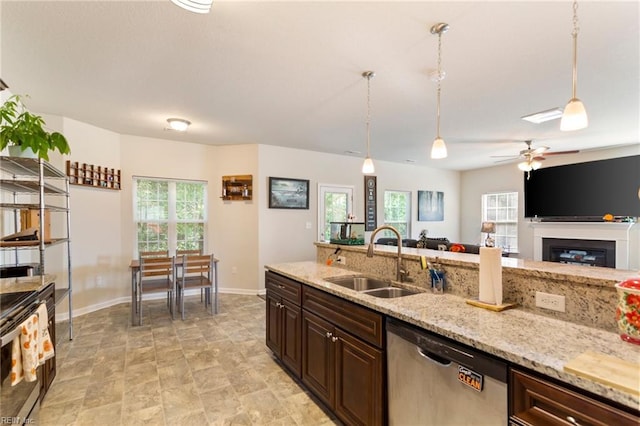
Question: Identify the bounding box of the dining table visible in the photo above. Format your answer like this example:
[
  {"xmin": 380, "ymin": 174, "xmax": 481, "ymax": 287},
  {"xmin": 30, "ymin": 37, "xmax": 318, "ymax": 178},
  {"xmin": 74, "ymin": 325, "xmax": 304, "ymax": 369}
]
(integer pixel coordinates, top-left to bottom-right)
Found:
[{"xmin": 128, "ymin": 256, "xmax": 220, "ymax": 325}]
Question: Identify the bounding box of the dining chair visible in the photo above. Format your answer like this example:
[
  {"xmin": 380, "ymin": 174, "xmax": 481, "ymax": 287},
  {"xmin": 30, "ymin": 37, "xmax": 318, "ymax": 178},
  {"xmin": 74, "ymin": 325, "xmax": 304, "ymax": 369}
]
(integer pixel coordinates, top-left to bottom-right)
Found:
[
  {"xmin": 176, "ymin": 253, "xmax": 216, "ymax": 320},
  {"xmin": 139, "ymin": 250, "xmax": 170, "ymax": 258},
  {"xmin": 137, "ymin": 255, "xmax": 175, "ymax": 325},
  {"xmin": 176, "ymin": 249, "xmax": 204, "ymax": 300}
]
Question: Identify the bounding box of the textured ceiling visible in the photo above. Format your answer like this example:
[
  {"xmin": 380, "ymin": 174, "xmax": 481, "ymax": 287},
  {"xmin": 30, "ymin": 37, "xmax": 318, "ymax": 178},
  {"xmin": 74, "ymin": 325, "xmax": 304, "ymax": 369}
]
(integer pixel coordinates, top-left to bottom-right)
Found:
[{"xmin": 1, "ymin": 0, "xmax": 638, "ymax": 170}]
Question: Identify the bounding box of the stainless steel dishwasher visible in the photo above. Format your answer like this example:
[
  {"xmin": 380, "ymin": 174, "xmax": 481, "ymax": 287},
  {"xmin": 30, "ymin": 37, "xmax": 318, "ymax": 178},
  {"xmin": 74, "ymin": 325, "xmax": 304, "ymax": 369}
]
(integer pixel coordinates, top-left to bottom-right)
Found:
[{"xmin": 387, "ymin": 317, "xmax": 508, "ymax": 425}]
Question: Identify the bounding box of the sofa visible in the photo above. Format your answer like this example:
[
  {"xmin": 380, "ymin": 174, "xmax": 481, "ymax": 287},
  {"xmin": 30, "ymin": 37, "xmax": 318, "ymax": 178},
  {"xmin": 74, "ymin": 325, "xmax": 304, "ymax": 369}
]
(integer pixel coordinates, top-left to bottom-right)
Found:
[{"xmin": 375, "ymin": 237, "xmax": 482, "ymax": 254}]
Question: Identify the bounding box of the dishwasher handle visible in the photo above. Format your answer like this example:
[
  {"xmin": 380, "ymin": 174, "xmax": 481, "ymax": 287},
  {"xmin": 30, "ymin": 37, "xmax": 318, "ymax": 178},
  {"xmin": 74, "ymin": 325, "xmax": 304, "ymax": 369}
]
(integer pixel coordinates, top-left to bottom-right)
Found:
[{"xmin": 417, "ymin": 347, "xmax": 452, "ymax": 367}]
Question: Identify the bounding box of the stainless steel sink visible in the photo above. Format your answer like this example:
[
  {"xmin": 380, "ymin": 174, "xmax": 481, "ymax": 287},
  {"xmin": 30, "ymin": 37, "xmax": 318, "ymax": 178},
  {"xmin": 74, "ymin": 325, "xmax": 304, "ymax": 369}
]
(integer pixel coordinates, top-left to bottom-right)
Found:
[
  {"xmin": 324, "ymin": 276, "xmax": 419, "ymax": 298},
  {"xmin": 324, "ymin": 275, "xmax": 391, "ymax": 291},
  {"xmin": 361, "ymin": 287, "xmax": 419, "ymax": 298}
]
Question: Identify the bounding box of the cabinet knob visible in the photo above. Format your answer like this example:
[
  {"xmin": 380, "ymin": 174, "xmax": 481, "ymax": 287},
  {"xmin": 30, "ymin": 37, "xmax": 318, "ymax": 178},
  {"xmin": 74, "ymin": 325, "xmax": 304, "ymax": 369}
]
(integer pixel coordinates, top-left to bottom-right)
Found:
[
  {"xmin": 331, "ymin": 336, "xmax": 338, "ymax": 342},
  {"xmin": 566, "ymin": 416, "xmax": 582, "ymax": 426},
  {"xmin": 326, "ymin": 332, "xmax": 333, "ymax": 338},
  {"xmin": 278, "ymin": 285, "xmax": 286, "ymax": 289}
]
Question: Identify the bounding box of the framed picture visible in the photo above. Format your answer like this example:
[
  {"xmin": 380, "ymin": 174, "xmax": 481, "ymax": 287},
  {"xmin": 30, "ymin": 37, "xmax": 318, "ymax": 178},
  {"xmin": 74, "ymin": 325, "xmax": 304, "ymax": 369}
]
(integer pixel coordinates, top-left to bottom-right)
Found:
[
  {"xmin": 269, "ymin": 177, "xmax": 310, "ymax": 209},
  {"xmin": 418, "ymin": 190, "xmax": 444, "ymax": 221}
]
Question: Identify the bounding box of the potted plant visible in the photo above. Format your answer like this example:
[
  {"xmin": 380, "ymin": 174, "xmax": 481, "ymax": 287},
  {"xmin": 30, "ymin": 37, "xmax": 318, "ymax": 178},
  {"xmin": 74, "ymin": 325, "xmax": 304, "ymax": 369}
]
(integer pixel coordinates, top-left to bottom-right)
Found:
[{"xmin": 0, "ymin": 94, "xmax": 71, "ymax": 161}]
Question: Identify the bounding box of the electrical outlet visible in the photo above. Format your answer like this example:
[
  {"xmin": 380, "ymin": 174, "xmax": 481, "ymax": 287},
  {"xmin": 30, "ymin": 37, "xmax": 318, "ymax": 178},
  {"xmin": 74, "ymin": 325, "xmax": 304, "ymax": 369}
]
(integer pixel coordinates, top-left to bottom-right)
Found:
[
  {"xmin": 535, "ymin": 291, "xmax": 566, "ymax": 312},
  {"xmin": 336, "ymin": 256, "xmax": 346, "ymax": 265}
]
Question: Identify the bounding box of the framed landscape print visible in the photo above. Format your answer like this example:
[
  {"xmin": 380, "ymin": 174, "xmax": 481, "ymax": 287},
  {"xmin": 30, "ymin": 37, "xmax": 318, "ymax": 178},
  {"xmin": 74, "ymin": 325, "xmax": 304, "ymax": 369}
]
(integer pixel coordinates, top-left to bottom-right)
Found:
[
  {"xmin": 269, "ymin": 177, "xmax": 310, "ymax": 209},
  {"xmin": 418, "ymin": 190, "xmax": 444, "ymax": 221}
]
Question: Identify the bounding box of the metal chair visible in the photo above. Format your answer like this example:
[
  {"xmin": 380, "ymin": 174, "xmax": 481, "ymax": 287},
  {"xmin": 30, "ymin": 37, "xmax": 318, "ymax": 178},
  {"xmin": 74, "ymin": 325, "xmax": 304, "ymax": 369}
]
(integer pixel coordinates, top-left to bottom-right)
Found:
[
  {"xmin": 176, "ymin": 249, "xmax": 204, "ymax": 300},
  {"xmin": 176, "ymin": 254, "xmax": 216, "ymax": 320},
  {"xmin": 139, "ymin": 250, "xmax": 170, "ymax": 258},
  {"xmin": 137, "ymin": 256, "xmax": 175, "ymax": 325}
]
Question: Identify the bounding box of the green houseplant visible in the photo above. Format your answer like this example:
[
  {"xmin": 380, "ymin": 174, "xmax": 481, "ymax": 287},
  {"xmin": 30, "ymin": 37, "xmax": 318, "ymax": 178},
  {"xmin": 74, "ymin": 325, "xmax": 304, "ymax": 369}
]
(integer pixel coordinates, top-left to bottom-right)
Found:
[{"xmin": 0, "ymin": 94, "xmax": 71, "ymax": 161}]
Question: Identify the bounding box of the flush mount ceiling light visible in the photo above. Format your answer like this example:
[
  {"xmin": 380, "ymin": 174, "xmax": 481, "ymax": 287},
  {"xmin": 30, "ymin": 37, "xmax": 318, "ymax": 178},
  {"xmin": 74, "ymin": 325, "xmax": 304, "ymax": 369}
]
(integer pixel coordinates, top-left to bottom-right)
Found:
[
  {"xmin": 560, "ymin": 0, "xmax": 588, "ymax": 131},
  {"xmin": 170, "ymin": 0, "xmax": 213, "ymax": 14},
  {"xmin": 521, "ymin": 107, "xmax": 563, "ymax": 124},
  {"xmin": 361, "ymin": 71, "xmax": 376, "ymax": 174},
  {"xmin": 430, "ymin": 23, "xmax": 449, "ymax": 160},
  {"xmin": 166, "ymin": 118, "xmax": 191, "ymax": 132}
]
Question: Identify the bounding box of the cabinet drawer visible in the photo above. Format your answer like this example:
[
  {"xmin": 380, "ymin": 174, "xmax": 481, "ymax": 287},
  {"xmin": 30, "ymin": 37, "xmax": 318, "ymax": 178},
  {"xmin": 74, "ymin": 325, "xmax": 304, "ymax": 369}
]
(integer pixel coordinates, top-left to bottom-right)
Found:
[
  {"xmin": 303, "ymin": 286, "xmax": 383, "ymax": 348},
  {"xmin": 510, "ymin": 368, "xmax": 639, "ymax": 426},
  {"xmin": 265, "ymin": 271, "xmax": 302, "ymax": 305}
]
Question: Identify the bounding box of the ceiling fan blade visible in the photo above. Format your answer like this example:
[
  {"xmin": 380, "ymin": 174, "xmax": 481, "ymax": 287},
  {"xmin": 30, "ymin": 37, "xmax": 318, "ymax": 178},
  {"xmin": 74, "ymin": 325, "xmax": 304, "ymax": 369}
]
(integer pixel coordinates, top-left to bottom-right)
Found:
[
  {"xmin": 494, "ymin": 158, "xmax": 519, "ymax": 163},
  {"xmin": 543, "ymin": 150, "xmax": 580, "ymax": 156},
  {"xmin": 532, "ymin": 156, "xmax": 546, "ymax": 161},
  {"xmin": 531, "ymin": 146, "xmax": 549, "ymax": 155},
  {"xmin": 490, "ymin": 155, "xmax": 520, "ymax": 158}
]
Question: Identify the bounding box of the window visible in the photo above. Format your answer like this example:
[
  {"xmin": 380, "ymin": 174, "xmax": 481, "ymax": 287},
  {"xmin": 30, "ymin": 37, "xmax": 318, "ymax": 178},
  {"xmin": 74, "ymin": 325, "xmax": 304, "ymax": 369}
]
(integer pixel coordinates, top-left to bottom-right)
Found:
[
  {"xmin": 383, "ymin": 190, "xmax": 411, "ymax": 239},
  {"xmin": 318, "ymin": 184, "xmax": 353, "ymax": 241},
  {"xmin": 482, "ymin": 192, "xmax": 518, "ymax": 252},
  {"xmin": 134, "ymin": 178, "xmax": 207, "ymax": 254}
]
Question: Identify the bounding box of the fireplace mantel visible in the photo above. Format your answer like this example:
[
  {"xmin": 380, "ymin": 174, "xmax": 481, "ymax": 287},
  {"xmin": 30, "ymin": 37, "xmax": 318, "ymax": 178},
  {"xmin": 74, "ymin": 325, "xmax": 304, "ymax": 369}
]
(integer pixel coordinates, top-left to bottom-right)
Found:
[{"xmin": 530, "ymin": 221, "xmax": 637, "ymax": 269}]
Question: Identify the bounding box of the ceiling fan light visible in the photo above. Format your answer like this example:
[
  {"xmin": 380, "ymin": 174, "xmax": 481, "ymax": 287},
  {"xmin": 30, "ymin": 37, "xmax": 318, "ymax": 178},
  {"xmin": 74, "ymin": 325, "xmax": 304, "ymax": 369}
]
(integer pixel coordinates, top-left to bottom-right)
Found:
[
  {"xmin": 430, "ymin": 137, "xmax": 447, "ymax": 159},
  {"xmin": 362, "ymin": 157, "xmax": 375, "ymax": 174},
  {"xmin": 170, "ymin": 0, "xmax": 212, "ymax": 14},
  {"xmin": 167, "ymin": 118, "xmax": 191, "ymax": 131},
  {"xmin": 518, "ymin": 161, "xmax": 532, "ymax": 172},
  {"xmin": 530, "ymin": 159, "xmax": 542, "ymax": 170},
  {"xmin": 560, "ymin": 98, "xmax": 588, "ymax": 131}
]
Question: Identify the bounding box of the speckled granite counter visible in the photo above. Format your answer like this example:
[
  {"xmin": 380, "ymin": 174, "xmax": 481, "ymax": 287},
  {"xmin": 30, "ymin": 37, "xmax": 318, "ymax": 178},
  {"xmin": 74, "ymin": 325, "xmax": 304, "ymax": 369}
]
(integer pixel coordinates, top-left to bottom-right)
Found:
[
  {"xmin": 265, "ymin": 261, "xmax": 640, "ymax": 411},
  {"xmin": 0, "ymin": 274, "xmax": 56, "ymax": 294}
]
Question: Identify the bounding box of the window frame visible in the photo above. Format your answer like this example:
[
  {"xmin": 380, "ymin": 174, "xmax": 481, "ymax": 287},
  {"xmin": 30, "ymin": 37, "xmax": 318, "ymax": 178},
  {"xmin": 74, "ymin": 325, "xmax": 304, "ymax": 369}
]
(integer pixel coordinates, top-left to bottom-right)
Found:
[
  {"xmin": 317, "ymin": 183, "xmax": 354, "ymax": 242},
  {"xmin": 481, "ymin": 191, "xmax": 518, "ymax": 253},
  {"xmin": 383, "ymin": 190, "xmax": 412, "ymax": 239},
  {"xmin": 133, "ymin": 176, "xmax": 208, "ymax": 256}
]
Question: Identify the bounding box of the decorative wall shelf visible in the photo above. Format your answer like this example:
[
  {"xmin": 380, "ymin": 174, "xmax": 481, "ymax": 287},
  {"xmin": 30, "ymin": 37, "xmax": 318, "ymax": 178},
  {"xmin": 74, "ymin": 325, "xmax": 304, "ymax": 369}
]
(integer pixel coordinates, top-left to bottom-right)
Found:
[
  {"xmin": 221, "ymin": 174, "xmax": 252, "ymax": 201},
  {"xmin": 66, "ymin": 161, "xmax": 121, "ymax": 190}
]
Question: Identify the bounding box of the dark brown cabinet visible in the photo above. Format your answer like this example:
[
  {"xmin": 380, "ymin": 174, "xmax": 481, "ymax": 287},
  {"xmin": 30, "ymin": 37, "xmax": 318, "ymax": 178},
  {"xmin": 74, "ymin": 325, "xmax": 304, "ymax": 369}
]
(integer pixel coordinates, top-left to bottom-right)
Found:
[
  {"xmin": 302, "ymin": 286, "xmax": 384, "ymax": 426},
  {"xmin": 265, "ymin": 272, "xmax": 302, "ymax": 378},
  {"xmin": 39, "ymin": 283, "xmax": 56, "ymax": 401},
  {"xmin": 510, "ymin": 368, "xmax": 640, "ymax": 426}
]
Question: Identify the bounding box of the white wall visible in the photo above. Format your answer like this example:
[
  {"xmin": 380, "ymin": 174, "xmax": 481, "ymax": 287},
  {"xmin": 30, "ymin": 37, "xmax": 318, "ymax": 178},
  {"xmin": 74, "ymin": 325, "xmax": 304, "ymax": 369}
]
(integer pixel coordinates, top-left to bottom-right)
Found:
[
  {"xmin": 460, "ymin": 144, "xmax": 640, "ymax": 261},
  {"xmin": 256, "ymin": 145, "xmax": 461, "ymax": 290}
]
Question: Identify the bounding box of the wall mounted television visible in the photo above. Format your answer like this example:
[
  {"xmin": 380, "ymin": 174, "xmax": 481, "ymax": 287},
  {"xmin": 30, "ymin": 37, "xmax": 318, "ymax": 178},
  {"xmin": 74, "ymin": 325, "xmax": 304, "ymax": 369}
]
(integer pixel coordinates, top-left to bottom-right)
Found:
[{"xmin": 524, "ymin": 155, "xmax": 640, "ymax": 220}]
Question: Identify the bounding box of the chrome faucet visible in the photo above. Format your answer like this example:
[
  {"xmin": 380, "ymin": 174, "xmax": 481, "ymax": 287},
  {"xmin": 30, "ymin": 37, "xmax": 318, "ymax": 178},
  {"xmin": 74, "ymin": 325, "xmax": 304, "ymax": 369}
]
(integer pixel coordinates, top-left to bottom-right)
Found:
[{"xmin": 367, "ymin": 225, "xmax": 408, "ymax": 282}]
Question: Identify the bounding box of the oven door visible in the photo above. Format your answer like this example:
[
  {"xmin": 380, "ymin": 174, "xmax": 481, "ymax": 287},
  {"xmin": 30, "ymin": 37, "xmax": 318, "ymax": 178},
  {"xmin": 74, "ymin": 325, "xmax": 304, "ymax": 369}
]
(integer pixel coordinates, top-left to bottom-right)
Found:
[{"xmin": 1, "ymin": 326, "xmax": 41, "ymax": 424}]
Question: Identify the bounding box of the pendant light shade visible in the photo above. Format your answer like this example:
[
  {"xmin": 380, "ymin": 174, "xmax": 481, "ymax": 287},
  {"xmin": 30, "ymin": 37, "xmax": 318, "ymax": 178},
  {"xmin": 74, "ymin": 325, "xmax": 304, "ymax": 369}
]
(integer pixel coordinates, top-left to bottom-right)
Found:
[
  {"xmin": 430, "ymin": 137, "xmax": 447, "ymax": 159},
  {"xmin": 430, "ymin": 23, "xmax": 449, "ymax": 159},
  {"xmin": 561, "ymin": 0, "xmax": 588, "ymax": 131},
  {"xmin": 361, "ymin": 71, "xmax": 376, "ymax": 174}
]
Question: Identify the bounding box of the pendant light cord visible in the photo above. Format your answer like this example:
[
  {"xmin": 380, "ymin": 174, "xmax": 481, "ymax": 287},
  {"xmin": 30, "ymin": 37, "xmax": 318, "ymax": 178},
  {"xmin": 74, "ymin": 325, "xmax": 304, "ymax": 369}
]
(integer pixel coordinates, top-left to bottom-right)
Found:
[
  {"xmin": 436, "ymin": 31, "xmax": 443, "ymax": 138},
  {"xmin": 571, "ymin": 0, "xmax": 580, "ymax": 99},
  {"xmin": 366, "ymin": 74, "xmax": 372, "ymax": 158}
]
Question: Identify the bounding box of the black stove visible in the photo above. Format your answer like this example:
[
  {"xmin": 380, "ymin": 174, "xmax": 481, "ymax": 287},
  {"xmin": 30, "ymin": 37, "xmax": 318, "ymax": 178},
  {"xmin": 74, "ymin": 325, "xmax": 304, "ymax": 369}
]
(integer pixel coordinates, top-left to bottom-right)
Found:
[{"xmin": 0, "ymin": 291, "xmax": 40, "ymax": 338}]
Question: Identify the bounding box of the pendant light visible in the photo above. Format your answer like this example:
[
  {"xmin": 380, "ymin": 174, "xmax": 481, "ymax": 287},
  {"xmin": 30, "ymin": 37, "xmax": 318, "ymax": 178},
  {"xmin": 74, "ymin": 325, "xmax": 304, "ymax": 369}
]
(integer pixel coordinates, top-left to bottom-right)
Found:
[
  {"xmin": 362, "ymin": 71, "xmax": 376, "ymax": 174},
  {"xmin": 560, "ymin": 0, "xmax": 588, "ymax": 131},
  {"xmin": 430, "ymin": 23, "xmax": 449, "ymax": 159}
]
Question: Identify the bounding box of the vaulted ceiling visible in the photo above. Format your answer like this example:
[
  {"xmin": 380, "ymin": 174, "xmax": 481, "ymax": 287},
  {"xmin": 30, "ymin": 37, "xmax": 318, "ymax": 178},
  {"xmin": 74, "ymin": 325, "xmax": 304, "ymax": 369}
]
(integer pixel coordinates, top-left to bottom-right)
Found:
[{"xmin": 1, "ymin": 0, "xmax": 638, "ymax": 170}]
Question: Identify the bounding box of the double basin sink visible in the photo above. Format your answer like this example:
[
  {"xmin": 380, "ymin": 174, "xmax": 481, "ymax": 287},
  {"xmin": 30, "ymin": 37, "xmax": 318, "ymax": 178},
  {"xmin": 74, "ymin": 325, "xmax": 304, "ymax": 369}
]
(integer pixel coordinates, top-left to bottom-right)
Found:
[{"xmin": 324, "ymin": 275, "xmax": 419, "ymax": 298}]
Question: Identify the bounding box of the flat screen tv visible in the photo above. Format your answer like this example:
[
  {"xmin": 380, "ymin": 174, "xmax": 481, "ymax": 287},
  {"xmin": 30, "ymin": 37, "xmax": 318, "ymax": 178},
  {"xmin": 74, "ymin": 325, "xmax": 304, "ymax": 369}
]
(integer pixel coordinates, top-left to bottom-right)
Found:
[{"xmin": 524, "ymin": 155, "xmax": 640, "ymax": 220}]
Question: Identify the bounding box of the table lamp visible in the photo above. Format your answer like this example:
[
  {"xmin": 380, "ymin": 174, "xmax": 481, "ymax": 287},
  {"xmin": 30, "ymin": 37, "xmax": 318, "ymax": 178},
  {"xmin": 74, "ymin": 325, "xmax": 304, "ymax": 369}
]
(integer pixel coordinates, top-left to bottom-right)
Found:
[{"xmin": 481, "ymin": 221, "xmax": 496, "ymax": 247}]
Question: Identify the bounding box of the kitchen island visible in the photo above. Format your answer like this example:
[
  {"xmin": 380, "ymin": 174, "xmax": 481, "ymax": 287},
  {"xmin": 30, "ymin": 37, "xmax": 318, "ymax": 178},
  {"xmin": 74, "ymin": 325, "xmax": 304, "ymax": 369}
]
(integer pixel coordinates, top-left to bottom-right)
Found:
[{"xmin": 264, "ymin": 259, "xmax": 640, "ymax": 419}]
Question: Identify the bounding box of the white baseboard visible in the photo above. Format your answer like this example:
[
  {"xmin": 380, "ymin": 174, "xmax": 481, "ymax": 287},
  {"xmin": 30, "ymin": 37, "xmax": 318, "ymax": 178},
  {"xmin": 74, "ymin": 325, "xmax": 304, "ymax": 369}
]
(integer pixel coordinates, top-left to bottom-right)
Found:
[{"xmin": 54, "ymin": 287, "xmax": 265, "ymax": 322}]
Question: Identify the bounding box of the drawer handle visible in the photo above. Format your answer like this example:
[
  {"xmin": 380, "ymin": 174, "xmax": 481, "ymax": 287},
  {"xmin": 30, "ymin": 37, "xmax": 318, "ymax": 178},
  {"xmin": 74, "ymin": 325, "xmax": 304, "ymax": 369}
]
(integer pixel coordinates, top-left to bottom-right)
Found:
[
  {"xmin": 566, "ymin": 416, "xmax": 582, "ymax": 426},
  {"xmin": 278, "ymin": 285, "xmax": 286, "ymax": 289}
]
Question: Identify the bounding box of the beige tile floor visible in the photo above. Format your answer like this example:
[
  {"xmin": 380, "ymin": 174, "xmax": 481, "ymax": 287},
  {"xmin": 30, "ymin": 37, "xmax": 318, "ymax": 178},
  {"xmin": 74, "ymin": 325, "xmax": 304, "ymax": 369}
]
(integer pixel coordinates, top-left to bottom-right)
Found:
[{"xmin": 41, "ymin": 294, "xmax": 338, "ymax": 425}]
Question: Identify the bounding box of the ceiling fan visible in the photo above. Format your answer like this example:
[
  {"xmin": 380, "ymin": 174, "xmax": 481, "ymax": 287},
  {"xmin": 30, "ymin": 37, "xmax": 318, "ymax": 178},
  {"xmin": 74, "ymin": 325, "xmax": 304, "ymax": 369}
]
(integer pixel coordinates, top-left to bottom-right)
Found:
[{"xmin": 492, "ymin": 140, "xmax": 580, "ymax": 178}]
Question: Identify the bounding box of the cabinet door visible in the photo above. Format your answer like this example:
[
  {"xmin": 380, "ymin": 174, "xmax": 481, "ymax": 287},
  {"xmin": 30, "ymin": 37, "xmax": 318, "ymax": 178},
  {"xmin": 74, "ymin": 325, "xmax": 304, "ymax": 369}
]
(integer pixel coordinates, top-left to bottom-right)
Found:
[
  {"xmin": 281, "ymin": 299, "xmax": 302, "ymax": 378},
  {"xmin": 265, "ymin": 291, "xmax": 282, "ymax": 356},
  {"xmin": 334, "ymin": 328, "xmax": 384, "ymax": 426},
  {"xmin": 302, "ymin": 310, "xmax": 335, "ymax": 408}
]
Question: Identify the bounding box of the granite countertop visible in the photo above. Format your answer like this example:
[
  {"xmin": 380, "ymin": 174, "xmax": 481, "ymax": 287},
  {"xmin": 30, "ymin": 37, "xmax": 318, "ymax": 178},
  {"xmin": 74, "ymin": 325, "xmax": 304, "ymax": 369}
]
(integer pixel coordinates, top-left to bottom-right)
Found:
[
  {"xmin": 315, "ymin": 241, "xmax": 638, "ymax": 287},
  {"xmin": 0, "ymin": 274, "xmax": 56, "ymax": 294},
  {"xmin": 265, "ymin": 260, "xmax": 640, "ymax": 411}
]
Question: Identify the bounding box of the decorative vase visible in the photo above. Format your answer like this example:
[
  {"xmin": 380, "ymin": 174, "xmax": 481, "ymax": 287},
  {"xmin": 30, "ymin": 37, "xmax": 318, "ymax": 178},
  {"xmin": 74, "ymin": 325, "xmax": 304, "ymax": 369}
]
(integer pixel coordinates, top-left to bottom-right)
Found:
[
  {"xmin": 615, "ymin": 277, "xmax": 640, "ymax": 345},
  {"xmin": 8, "ymin": 146, "xmax": 37, "ymax": 158}
]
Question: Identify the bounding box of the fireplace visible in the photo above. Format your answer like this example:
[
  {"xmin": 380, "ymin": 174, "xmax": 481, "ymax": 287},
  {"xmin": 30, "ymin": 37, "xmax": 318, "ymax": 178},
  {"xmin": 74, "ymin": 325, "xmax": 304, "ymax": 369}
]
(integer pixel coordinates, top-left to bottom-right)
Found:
[
  {"xmin": 531, "ymin": 221, "xmax": 637, "ymax": 270},
  {"xmin": 543, "ymin": 238, "xmax": 616, "ymax": 268}
]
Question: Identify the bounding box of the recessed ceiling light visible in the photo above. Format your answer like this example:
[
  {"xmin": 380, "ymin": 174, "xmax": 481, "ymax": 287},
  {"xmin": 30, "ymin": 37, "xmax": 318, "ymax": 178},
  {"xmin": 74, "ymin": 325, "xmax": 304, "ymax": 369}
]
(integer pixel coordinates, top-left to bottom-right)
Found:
[
  {"xmin": 521, "ymin": 108, "xmax": 563, "ymax": 124},
  {"xmin": 166, "ymin": 118, "xmax": 191, "ymax": 132}
]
